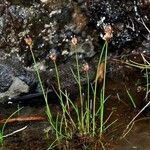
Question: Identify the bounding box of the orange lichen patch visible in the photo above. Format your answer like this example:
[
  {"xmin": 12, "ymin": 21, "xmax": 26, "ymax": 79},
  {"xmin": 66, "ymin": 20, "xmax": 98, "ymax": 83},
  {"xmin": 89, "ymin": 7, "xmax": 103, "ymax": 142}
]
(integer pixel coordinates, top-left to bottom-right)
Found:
[{"xmin": 72, "ymin": 7, "xmax": 87, "ymax": 32}]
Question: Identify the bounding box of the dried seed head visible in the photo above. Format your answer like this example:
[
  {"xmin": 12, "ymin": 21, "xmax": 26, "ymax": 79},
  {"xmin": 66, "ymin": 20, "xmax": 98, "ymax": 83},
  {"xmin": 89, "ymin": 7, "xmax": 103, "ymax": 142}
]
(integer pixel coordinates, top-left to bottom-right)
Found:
[
  {"xmin": 82, "ymin": 62, "xmax": 90, "ymax": 72},
  {"xmin": 49, "ymin": 49, "xmax": 57, "ymax": 62},
  {"xmin": 49, "ymin": 53, "xmax": 57, "ymax": 62},
  {"xmin": 71, "ymin": 36, "xmax": 78, "ymax": 46},
  {"xmin": 103, "ymin": 25, "xmax": 113, "ymax": 42},
  {"xmin": 24, "ymin": 35, "xmax": 33, "ymax": 47}
]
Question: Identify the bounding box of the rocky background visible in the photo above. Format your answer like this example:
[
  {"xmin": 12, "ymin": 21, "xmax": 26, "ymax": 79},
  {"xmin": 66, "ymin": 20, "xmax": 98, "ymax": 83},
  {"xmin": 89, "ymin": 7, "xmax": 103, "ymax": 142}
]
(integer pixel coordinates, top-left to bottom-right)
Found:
[{"xmin": 0, "ymin": 0, "xmax": 149, "ymax": 102}]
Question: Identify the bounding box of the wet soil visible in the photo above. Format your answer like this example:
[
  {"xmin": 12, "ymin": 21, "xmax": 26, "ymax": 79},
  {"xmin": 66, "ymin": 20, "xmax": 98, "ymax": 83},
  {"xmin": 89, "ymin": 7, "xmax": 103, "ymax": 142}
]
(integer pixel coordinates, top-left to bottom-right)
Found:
[
  {"xmin": 0, "ymin": 53, "xmax": 150, "ymax": 150},
  {"xmin": 110, "ymin": 119, "xmax": 150, "ymax": 150}
]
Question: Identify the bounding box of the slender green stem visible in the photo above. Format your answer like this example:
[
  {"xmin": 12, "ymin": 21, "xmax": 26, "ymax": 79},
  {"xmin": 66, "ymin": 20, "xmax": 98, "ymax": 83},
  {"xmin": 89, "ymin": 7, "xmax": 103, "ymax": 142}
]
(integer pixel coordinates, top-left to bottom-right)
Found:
[
  {"xmin": 29, "ymin": 47, "xmax": 56, "ymax": 132},
  {"xmin": 75, "ymin": 53, "xmax": 84, "ymax": 132},
  {"xmin": 145, "ymin": 65, "xmax": 149, "ymax": 100},
  {"xmin": 53, "ymin": 61, "xmax": 68, "ymax": 133},
  {"xmin": 92, "ymin": 42, "xmax": 106, "ymax": 136},
  {"xmin": 86, "ymin": 71, "xmax": 90, "ymax": 133},
  {"xmin": 126, "ymin": 89, "xmax": 136, "ymax": 108},
  {"xmin": 0, "ymin": 107, "xmax": 23, "ymax": 144},
  {"xmin": 100, "ymin": 42, "xmax": 108, "ymax": 136},
  {"xmin": 30, "ymin": 48, "xmax": 52, "ymax": 118},
  {"xmin": 54, "ymin": 61, "xmax": 62, "ymax": 100},
  {"xmin": 61, "ymin": 90, "xmax": 81, "ymax": 128},
  {"xmin": 30, "ymin": 48, "xmax": 46, "ymax": 99}
]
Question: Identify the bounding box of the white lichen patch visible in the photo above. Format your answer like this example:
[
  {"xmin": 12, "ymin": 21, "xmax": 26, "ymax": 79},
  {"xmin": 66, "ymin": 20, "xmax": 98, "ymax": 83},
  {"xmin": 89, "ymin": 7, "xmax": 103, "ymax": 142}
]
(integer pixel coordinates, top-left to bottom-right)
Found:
[{"xmin": 40, "ymin": 0, "xmax": 48, "ymax": 3}]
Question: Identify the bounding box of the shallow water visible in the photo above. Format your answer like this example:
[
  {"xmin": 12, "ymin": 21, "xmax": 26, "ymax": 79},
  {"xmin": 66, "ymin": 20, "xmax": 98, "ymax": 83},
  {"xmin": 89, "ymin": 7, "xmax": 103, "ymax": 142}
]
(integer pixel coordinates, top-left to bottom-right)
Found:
[
  {"xmin": 110, "ymin": 120, "xmax": 150, "ymax": 150},
  {"xmin": 0, "ymin": 54, "xmax": 150, "ymax": 149}
]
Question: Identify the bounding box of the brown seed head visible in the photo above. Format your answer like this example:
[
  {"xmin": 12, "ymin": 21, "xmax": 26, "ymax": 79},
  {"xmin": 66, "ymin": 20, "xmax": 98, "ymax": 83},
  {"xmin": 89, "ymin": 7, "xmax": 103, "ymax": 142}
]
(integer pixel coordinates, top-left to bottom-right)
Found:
[
  {"xmin": 103, "ymin": 25, "xmax": 113, "ymax": 42},
  {"xmin": 24, "ymin": 36, "xmax": 33, "ymax": 47},
  {"xmin": 49, "ymin": 53, "xmax": 57, "ymax": 62},
  {"xmin": 82, "ymin": 62, "xmax": 90, "ymax": 72},
  {"xmin": 71, "ymin": 36, "xmax": 78, "ymax": 46}
]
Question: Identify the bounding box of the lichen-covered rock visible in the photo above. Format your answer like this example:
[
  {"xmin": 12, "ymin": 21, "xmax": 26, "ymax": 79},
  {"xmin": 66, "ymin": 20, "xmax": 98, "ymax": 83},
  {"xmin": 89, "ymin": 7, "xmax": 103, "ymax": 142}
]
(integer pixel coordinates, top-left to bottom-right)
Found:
[
  {"xmin": 86, "ymin": 0, "xmax": 150, "ymax": 51},
  {"xmin": 43, "ymin": 56, "xmax": 98, "ymax": 95},
  {"xmin": 0, "ymin": 0, "xmax": 149, "ymax": 105},
  {"xmin": 0, "ymin": 56, "xmax": 36, "ymax": 102},
  {"xmin": 0, "ymin": 77, "xmax": 29, "ymax": 101},
  {"xmin": 0, "ymin": 63, "xmax": 13, "ymax": 92}
]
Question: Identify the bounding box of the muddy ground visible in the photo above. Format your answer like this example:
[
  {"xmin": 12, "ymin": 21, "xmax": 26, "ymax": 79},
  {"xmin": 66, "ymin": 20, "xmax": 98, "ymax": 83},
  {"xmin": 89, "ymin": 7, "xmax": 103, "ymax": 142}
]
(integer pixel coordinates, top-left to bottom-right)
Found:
[{"xmin": 0, "ymin": 53, "xmax": 150, "ymax": 150}]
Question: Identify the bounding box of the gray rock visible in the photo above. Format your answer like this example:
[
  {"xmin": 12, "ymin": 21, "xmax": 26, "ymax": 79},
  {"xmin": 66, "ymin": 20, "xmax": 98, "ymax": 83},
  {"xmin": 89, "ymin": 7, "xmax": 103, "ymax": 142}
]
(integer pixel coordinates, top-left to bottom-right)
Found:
[
  {"xmin": 0, "ymin": 63, "xmax": 13, "ymax": 92},
  {"xmin": 0, "ymin": 77, "xmax": 29, "ymax": 101},
  {"xmin": 0, "ymin": 56, "xmax": 36, "ymax": 102}
]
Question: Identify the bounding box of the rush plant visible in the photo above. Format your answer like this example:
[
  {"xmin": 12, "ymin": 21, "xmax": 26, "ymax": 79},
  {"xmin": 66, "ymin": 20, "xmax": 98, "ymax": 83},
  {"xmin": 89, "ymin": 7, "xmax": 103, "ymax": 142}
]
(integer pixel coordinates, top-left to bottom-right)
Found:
[{"xmin": 28, "ymin": 37, "xmax": 113, "ymax": 149}]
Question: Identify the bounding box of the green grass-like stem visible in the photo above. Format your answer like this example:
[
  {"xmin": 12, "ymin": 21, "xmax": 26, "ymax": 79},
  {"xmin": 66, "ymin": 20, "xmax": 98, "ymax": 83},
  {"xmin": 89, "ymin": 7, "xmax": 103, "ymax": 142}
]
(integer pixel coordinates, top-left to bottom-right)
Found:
[
  {"xmin": 126, "ymin": 89, "xmax": 136, "ymax": 108},
  {"xmin": 100, "ymin": 42, "xmax": 108, "ymax": 136},
  {"xmin": 0, "ymin": 107, "xmax": 23, "ymax": 144},
  {"xmin": 92, "ymin": 42, "xmax": 107, "ymax": 136}
]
